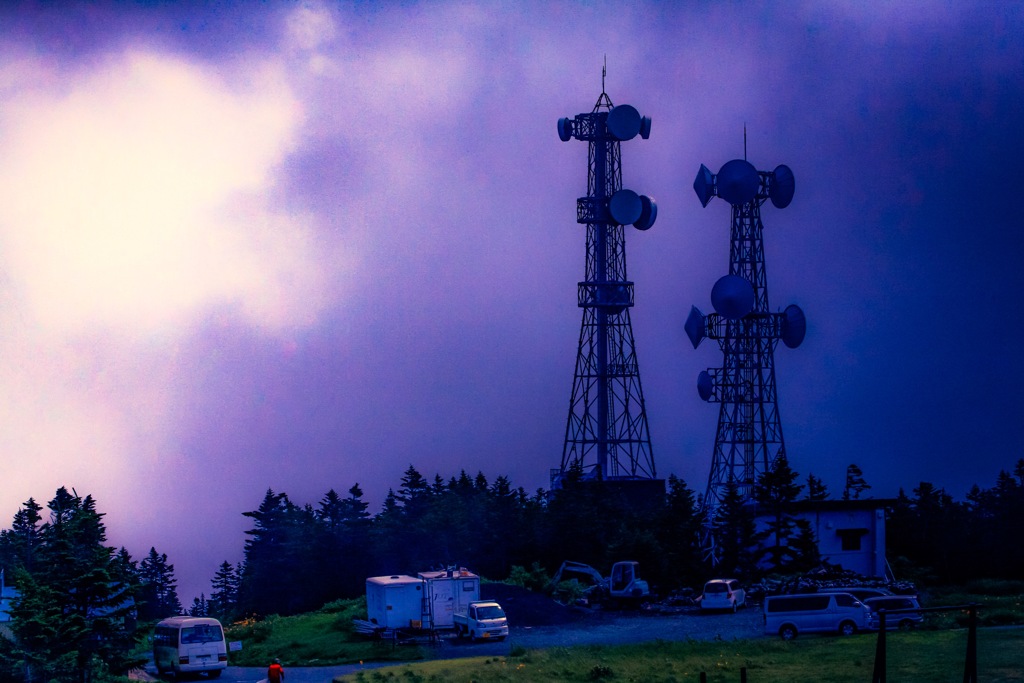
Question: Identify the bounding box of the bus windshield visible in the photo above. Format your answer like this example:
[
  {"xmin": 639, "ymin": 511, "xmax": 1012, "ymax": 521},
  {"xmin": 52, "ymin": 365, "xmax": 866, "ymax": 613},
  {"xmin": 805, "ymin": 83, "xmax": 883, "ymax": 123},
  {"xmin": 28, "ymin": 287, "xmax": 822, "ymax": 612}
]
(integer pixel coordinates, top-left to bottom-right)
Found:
[{"xmin": 181, "ymin": 624, "xmax": 223, "ymax": 644}]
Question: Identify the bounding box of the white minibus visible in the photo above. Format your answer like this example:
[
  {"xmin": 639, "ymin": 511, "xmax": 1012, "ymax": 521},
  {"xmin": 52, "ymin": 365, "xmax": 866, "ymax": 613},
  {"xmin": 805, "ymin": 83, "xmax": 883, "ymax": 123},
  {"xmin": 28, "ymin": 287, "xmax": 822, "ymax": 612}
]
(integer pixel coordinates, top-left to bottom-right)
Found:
[
  {"xmin": 153, "ymin": 616, "xmax": 228, "ymax": 677},
  {"xmin": 763, "ymin": 592, "xmax": 876, "ymax": 640}
]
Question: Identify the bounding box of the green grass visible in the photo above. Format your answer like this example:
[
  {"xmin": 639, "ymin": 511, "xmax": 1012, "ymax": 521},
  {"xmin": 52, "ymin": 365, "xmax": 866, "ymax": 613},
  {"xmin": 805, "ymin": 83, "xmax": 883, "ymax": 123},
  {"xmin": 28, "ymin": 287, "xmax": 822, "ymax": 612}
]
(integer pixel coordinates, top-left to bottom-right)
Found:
[
  {"xmin": 223, "ymin": 598, "xmax": 430, "ymax": 667},
  {"xmin": 335, "ymin": 628, "xmax": 1024, "ymax": 683},
  {"xmin": 213, "ymin": 584, "xmax": 1024, "ymax": 679},
  {"xmin": 923, "ymin": 583, "xmax": 1024, "ymax": 629}
]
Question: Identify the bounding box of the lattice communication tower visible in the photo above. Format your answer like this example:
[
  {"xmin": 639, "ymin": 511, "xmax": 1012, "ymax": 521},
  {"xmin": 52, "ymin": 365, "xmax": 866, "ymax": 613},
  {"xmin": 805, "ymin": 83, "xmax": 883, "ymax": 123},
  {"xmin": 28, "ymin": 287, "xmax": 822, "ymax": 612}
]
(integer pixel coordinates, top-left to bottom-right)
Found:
[
  {"xmin": 552, "ymin": 80, "xmax": 659, "ymax": 489},
  {"xmin": 684, "ymin": 159, "xmax": 806, "ymax": 559}
]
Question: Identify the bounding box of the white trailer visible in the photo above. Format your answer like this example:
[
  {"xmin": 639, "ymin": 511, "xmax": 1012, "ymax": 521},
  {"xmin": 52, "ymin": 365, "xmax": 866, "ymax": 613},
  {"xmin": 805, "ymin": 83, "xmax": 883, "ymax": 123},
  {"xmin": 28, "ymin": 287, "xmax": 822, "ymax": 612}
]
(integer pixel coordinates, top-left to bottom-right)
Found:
[
  {"xmin": 365, "ymin": 575, "xmax": 429, "ymax": 630},
  {"xmin": 417, "ymin": 568, "xmax": 480, "ymax": 630}
]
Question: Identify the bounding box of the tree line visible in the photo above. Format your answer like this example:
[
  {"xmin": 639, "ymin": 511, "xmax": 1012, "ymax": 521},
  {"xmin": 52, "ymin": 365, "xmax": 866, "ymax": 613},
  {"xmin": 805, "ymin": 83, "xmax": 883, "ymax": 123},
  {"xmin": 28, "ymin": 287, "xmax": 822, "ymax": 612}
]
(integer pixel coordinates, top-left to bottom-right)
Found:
[
  {"xmin": 209, "ymin": 458, "xmax": 1024, "ymax": 619},
  {"xmin": 0, "ymin": 488, "xmax": 183, "ymax": 682},
  {"xmin": 1, "ymin": 459, "xmax": 1023, "ymax": 680}
]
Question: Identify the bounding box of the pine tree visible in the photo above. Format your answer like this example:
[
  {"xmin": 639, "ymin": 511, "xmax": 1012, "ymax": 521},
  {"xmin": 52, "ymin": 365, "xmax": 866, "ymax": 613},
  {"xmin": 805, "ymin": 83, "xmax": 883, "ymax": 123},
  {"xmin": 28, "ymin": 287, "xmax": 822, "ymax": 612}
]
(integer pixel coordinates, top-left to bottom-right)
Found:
[
  {"xmin": 238, "ymin": 489, "xmax": 321, "ymax": 615},
  {"xmin": 789, "ymin": 519, "xmax": 821, "ymax": 572},
  {"xmin": 712, "ymin": 480, "xmax": 758, "ymax": 578},
  {"xmin": 0, "ymin": 488, "xmax": 143, "ymax": 682},
  {"xmin": 189, "ymin": 594, "xmax": 209, "ymax": 617},
  {"xmin": 805, "ymin": 473, "xmax": 829, "ymax": 501},
  {"xmin": 753, "ymin": 455, "xmax": 808, "ymax": 572},
  {"xmin": 209, "ymin": 561, "xmax": 240, "ymax": 620},
  {"xmin": 843, "ymin": 464, "xmax": 872, "ymax": 500},
  {"xmin": 7, "ymin": 498, "xmax": 43, "ymax": 573},
  {"xmin": 655, "ymin": 475, "xmax": 703, "ymax": 588},
  {"xmin": 139, "ymin": 548, "xmax": 182, "ymax": 620}
]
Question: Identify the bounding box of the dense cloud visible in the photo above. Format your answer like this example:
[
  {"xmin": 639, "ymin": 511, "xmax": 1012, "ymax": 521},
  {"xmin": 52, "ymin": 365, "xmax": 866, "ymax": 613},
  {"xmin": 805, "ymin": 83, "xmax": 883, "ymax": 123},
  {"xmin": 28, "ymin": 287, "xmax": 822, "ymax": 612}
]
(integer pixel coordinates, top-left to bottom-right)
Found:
[{"xmin": 0, "ymin": 1, "xmax": 1021, "ymax": 602}]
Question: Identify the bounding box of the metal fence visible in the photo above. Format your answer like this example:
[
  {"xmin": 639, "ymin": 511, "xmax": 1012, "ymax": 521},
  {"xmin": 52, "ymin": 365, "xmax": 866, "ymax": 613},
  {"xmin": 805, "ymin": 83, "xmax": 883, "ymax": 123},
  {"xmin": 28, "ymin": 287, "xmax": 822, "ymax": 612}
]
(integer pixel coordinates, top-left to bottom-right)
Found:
[
  {"xmin": 693, "ymin": 603, "xmax": 981, "ymax": 683},
  {"xmin": 871, "ymin": 603, "xmax": 978, "ymax": 683}
]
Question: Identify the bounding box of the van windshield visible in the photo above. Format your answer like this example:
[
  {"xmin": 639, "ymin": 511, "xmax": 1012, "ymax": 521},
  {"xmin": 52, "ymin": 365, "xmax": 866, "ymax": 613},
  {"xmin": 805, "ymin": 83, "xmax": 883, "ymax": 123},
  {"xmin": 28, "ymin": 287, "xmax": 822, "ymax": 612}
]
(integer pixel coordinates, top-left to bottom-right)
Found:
[{"xmin": 181, "ymin": 624, "xmax": 223, "ymax": 644}]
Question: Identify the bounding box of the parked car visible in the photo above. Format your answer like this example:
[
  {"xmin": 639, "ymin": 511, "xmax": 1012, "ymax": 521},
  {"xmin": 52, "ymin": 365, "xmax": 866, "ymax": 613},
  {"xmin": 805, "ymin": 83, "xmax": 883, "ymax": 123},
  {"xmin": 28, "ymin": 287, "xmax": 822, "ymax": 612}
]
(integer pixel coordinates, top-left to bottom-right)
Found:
[
  {"xmin": 700, "ymin": 579, "xmax": 746, "ymax": 612},
  {"xmin": 827, "ymin": 587, "xmax": 893, "ymax": 602},
  {"xmin": 864, "ymin": 595, "xmax": 924, "ymax": 630},
  {"xmin": 764, "ymin": 592, "xmax": 876, "ymax": 640}
]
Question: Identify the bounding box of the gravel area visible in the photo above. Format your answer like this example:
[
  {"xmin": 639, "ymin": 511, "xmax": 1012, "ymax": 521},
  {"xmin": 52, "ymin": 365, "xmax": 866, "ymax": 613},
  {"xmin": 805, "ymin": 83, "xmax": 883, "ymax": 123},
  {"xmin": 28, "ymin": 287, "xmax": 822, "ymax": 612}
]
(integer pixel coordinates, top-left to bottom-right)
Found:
[
  {"xmin": 508, "ymin": 607, "xmax": 765, "ymax": 649},
  {"xmin": 434, "ymin": 584, "xmax": 768, "ymax": 657}
]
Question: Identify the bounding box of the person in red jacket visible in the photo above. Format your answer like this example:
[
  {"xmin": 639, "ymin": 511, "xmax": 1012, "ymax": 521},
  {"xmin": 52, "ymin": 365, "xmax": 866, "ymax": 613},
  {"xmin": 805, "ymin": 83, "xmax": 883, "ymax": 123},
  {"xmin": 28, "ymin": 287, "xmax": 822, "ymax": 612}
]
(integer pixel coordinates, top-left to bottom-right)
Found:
[{"xmin": 267, "ymin": 658, "xmax": 285, "ymax": 683}]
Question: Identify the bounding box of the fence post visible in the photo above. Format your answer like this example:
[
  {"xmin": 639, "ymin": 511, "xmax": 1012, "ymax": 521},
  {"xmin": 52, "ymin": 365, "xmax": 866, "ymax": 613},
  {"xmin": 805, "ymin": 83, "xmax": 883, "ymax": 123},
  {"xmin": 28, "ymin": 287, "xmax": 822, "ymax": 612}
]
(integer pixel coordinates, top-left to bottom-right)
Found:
[
  {"xmin": 871, "ymin": 610, "xmax": 887, "ymax": 683},
  {"xmin": 963, "ymin": 603, "xmax": 978, "ymax": 683},
  {"xmin": 740, "ymin": 666, "xmax": 747, "ymax": 683},
  {"xmin": 700, "ymin": 672, "xmax": 707, "ymax": 683}
]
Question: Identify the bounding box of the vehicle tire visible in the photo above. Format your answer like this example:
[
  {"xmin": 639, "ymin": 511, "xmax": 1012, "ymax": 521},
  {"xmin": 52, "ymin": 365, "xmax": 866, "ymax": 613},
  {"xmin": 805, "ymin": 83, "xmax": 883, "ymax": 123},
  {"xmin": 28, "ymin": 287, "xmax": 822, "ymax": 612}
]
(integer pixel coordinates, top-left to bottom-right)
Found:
[
  {"xmin": 732, "ymin": 602, "xmax": 737, "ymax": 613},
  {"xmin": 779, "ymin": 625, "xmax": 797, "ymax": 641},
  {"xmin": 839, "ymin": 621, "xmax": 857, "ymax": 636},
  {"xmin": 898, "ymin": 619, "xmax": 914, "ymax": 631},
  {"xmin": 470, "ymin": 630, "xmax": 476, "ymax": 642}
]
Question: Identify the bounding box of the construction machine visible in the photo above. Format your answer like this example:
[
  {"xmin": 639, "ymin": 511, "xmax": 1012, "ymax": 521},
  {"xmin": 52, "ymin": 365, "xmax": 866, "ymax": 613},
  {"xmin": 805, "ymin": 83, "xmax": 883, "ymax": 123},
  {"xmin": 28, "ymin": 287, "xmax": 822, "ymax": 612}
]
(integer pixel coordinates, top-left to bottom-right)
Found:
[{"xmin": 549, "ymin": 560, "xmax": 651, "ymax": 608}]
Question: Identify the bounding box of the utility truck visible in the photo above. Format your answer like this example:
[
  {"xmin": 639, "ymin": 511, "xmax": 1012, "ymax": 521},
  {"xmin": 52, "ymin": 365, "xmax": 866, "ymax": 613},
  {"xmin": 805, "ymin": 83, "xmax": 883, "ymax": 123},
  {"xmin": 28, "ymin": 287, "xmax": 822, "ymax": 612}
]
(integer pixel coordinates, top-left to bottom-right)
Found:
[{"xmin": 453, "ymin": 600, "xmax": 508, "ymax": 641}]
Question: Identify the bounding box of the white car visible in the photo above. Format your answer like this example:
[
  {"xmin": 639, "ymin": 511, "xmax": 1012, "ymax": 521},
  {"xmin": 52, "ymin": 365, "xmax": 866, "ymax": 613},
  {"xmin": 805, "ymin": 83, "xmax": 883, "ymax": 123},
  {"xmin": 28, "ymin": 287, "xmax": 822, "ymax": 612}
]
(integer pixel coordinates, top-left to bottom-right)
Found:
[{"xmin": 700, "ymin": 579, "xmax": 746, "ymax": 612}]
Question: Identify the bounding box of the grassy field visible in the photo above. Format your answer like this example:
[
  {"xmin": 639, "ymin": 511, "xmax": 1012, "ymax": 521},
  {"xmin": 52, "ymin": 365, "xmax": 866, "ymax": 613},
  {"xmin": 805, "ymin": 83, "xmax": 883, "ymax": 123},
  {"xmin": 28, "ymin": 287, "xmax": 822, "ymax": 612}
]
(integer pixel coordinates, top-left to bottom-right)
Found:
[
  {"xmin": 334, "ymin": 628, "xmax": 1024, "ymax": 683},
  {"xmin": 213, "ymin": 581, "xmax": 1024, "ymax": 678},
  {"xmin": 223, "ymin": 598, "xmax": 430, "ymax": 666}
]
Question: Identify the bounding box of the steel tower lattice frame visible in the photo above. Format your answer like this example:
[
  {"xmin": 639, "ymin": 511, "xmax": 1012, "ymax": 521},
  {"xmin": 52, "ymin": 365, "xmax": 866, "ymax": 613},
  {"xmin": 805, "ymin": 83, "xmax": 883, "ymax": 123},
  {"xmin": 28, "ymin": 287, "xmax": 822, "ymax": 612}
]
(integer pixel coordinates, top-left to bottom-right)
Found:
[
  {"xmin": 555, "ymin": 89, "xmax": 657, "ymax": 486},
  {"xmin": 705, "ymin": 191, "xmax": 785, "ymax": 507},
  {"xmin": 687, "ymin": 162, "xmax": 803, "ymax": 563}
]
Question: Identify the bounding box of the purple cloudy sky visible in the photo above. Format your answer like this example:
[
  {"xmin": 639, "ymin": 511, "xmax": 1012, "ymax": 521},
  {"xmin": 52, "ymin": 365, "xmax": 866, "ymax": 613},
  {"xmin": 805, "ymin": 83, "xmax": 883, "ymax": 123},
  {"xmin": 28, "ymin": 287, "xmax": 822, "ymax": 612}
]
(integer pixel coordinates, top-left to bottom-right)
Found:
[{"xmin": 0, "ymin": 2, "xmax": 1021, "ymax": 602}]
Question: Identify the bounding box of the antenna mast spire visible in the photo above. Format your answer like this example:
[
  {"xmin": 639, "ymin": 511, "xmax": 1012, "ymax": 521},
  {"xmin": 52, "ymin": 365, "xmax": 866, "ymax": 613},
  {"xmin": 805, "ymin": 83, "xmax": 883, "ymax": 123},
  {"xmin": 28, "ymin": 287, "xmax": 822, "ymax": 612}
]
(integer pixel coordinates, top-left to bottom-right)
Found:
[{"xmin": 594, "ymin": 57, "xmax": 613, "ymax": 111}]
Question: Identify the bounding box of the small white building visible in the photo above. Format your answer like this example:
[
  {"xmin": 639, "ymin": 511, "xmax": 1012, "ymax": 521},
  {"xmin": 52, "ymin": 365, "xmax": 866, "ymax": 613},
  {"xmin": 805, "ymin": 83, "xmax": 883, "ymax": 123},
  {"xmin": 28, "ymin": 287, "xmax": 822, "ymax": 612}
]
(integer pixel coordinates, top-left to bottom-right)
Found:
[{"xmin": 756, "ymin": 499, "xmax": 893, "ymax": 578}]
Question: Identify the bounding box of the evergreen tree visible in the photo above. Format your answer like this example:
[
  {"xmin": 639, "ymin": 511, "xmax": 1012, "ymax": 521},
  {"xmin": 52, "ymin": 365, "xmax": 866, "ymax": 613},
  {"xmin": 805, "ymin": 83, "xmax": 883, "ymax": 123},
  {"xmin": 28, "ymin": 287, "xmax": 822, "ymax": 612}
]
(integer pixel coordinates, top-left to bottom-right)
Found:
[
  {"xmin": 338, "ymin": 484, "xmax": 372, "ymax": 594},
  {"xmin": 0, "ymin": 498, "xmax": 43, "ymax": 574},
  {"xmin": 805, "ymin": 473, "xmax": 829, "ymax": 501},
  {"xmin": 654, "ymin": 475, "xmax": 703, "ymax": 588},
  {"xmin": 189, "ymin": 594, "xmax": 209, "ymax": 617},
  {"xmin": 711, "ymin": 480, "xmax": 758, "ymax": 578},
  {"xmin": 788, "ymin": 519, "xmax": 821, "ymax": 572},
  {"xmin": 209, "ymin": 561, "xmax": 240, "ymax": 620},
  {"xmin": 753, "ymin": 455, "xmax": 808, "ymax": 572},
  {"xmin": 138, "ymin": 548, "xmax": 182, "ymax": 620},
  {"xmin": 238, "ymin": 490, "xmax": 323, "ymax": 615},
  {"xmin": 0, "ymin": 488, "xmax": 143, "ymax": 683},
  {"xmin": 843, "ymin": 463, "xmax": 871, "ymax": 500},
  {"xmin": 109, "ymin": 548, "xmax": 139, "ymax": 588}
]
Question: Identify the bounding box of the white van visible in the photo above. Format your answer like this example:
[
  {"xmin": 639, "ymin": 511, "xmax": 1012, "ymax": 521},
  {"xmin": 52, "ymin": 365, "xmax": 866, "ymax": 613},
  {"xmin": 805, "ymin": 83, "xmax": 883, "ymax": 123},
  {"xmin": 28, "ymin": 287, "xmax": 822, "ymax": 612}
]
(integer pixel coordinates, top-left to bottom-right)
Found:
[
  {"xmin": 153, "ymin": 616, "xmax": 228, "ymax": 677},
  {"xmin": 763, "ymin": 592, "xmax": 876, "ymax": 640}
]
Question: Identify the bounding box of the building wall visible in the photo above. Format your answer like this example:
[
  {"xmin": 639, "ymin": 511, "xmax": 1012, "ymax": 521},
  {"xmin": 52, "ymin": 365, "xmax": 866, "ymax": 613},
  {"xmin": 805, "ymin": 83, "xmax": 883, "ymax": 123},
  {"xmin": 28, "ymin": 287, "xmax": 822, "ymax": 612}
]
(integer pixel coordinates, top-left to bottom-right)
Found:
[
  {"xmin": 754, "ymin": 501, "xmax": 890, "ymax": 579},
  {"xmin": 794, "ymin": 506, "xmax": 887, "ymax": 577}
]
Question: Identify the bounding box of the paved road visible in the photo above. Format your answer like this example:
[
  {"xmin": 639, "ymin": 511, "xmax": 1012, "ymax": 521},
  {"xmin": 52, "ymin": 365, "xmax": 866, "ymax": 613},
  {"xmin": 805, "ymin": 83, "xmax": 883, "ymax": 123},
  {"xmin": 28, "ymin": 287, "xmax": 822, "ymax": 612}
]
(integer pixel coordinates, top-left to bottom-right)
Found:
[{"xmin": 137, "ymin": 608, "xmax": 766, "ymax": 683}]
